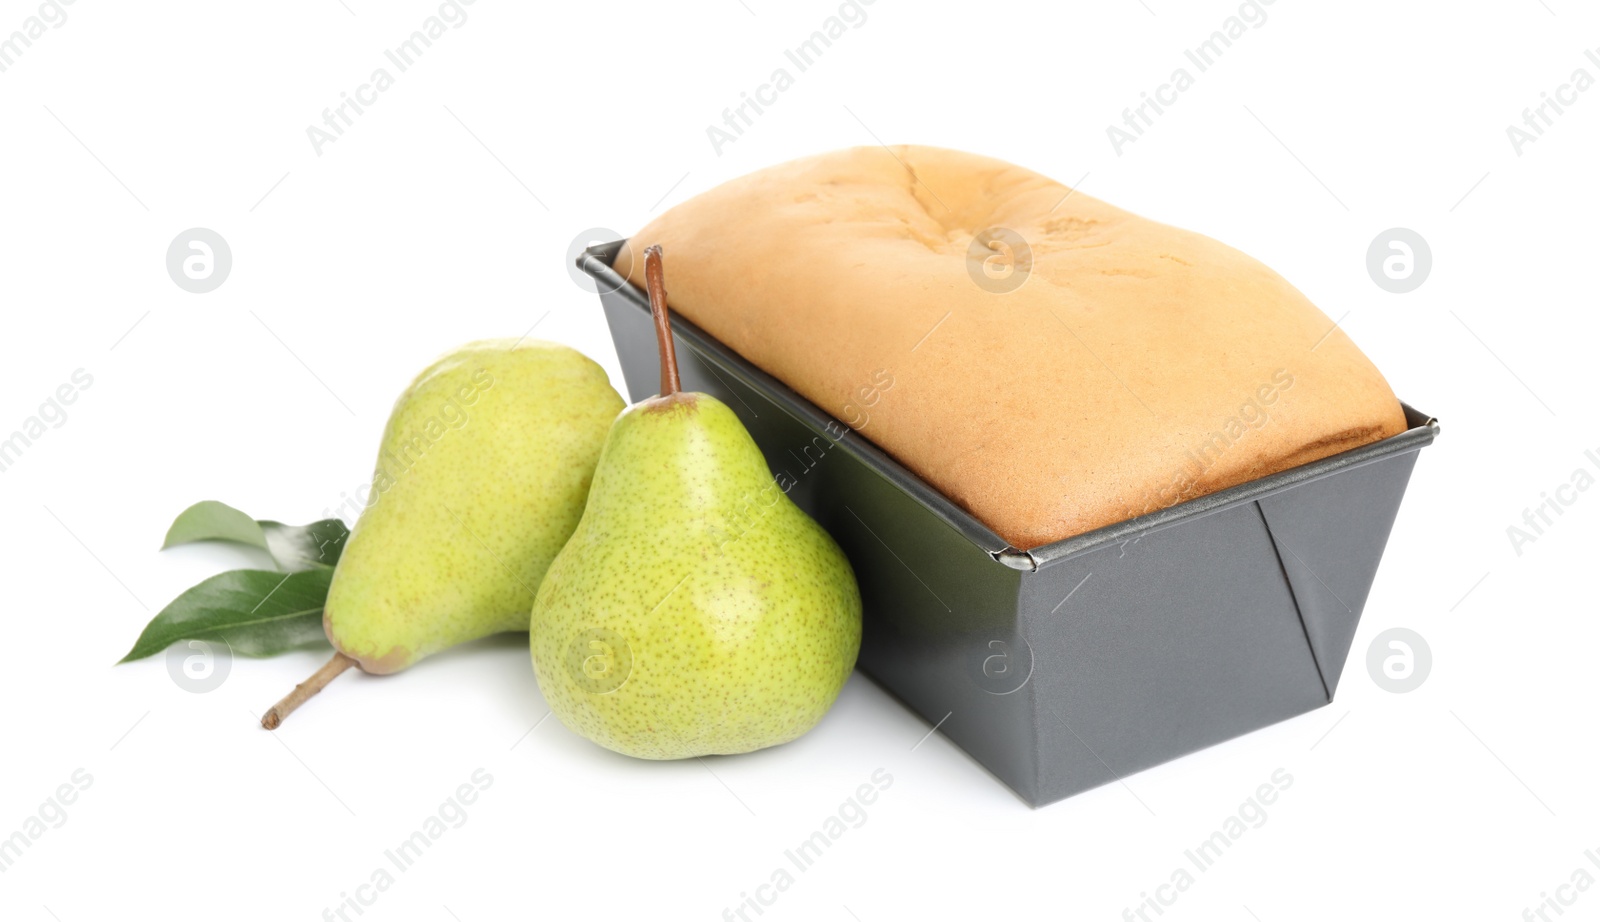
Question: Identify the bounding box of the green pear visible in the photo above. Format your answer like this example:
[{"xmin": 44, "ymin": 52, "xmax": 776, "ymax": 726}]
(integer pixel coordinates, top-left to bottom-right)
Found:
[
  {"xmin": 530, "ymin": 246, "xmax": 861, "ymax": 758},
  {"xmin": 262, "ymin": 339, "xmax": 624, "ymax": 729}
]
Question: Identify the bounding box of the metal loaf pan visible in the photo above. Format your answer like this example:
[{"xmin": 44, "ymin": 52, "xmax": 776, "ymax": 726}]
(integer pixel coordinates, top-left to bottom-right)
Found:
[{"xmin": 582, "ymin": 240, "xmax": 1438, "ymax": 807}]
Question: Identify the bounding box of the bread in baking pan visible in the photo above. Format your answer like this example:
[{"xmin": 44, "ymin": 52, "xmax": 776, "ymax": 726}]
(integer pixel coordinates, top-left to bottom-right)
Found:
[{"xmin": 617, "ymin": 146, "xmax": 1408, "ymax": 550}]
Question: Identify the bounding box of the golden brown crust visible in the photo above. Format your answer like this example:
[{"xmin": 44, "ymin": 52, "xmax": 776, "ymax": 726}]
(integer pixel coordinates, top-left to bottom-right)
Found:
[{"xmin": 618, "ymin": 146, "xmax": 1408, "ymax": 549}]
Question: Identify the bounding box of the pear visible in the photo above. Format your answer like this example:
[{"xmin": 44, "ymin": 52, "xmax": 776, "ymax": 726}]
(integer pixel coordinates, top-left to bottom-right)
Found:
[
  {"xmin": 530, "ymin": 246, "xmax": 861, "ymax": 758},
  {"xmin": 261, "ymin": 339, "xmax": 624, "ymax": 729}
]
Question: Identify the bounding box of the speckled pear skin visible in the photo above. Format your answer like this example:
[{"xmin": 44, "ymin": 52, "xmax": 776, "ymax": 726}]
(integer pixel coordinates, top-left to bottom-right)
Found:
[
  {"xmin": 530, "ymin": 393, "xmax": 862, "ymax": 759},
  {"xmin": 325, "ymin": 340, "xmax": 624, "ymax": 674}
]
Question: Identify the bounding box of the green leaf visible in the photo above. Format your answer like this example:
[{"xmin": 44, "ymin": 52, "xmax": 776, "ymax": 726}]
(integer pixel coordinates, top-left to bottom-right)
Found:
[
  {"xmin": 119, "ymin": 568, "xmax": 334, "ymax": 662},
  {"xmin": 162, "ymin": 501, "xmax": 349, "ymax": 572},
  {"xmin": 259, "ymin": 519, "xmax": 349, "ymax": 572},
  {"xmin": 162, "ymin": 500, "xmax": 265, "ymax": 549}
]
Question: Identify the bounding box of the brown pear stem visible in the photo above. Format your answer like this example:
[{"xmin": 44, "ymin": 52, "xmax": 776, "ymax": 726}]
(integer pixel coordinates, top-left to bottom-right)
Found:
[
  {"xmin": 643, "ymin": 245, "xmax": 680, "ymax": 397},
  {"xmin": 260, "ymin": 652, "xmax": 357, "ymax": 730}
]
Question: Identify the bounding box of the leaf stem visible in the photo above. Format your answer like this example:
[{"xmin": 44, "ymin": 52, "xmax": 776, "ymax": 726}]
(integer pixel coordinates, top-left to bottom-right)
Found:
[
  {"xmin": 643, "ymin": 245, "xmax": 680, "ymax": 398},
  {"xmin": 261, "ymin": 652, "xmax": 356, "ymax": 730}
]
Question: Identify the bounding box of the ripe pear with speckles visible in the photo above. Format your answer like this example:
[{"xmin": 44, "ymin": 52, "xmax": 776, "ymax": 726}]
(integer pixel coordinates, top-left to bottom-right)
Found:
[
  {"xmin": 260, "ymin": 340, "xmax": 624, "ymax": 730},
  {"xmin": 530, "ymin": 246, "xmax": 861, "ymax": 759}
]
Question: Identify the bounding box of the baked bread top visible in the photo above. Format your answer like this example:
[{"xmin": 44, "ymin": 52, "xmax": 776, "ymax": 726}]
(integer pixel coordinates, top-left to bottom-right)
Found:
[{"xmin": 616, "ymin": 146, "xmax": 1407, "ymax": 550}]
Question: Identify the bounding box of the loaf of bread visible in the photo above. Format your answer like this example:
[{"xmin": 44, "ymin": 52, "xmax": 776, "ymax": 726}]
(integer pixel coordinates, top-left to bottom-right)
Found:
[{"xmin": 616, "ymin": 146, "xmax": 1407, "ymax": 550}]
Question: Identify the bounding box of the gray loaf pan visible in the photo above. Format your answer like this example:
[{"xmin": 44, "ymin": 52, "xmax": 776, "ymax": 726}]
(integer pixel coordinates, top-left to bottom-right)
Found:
[{"xmin": 581, "ymin": 240, "xmax": 1438, "ymax": 807}]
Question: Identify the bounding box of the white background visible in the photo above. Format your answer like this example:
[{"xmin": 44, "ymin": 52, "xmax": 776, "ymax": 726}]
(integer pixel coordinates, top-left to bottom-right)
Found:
[{"xmin": 2, "ymin": 1, "xmax": 1596, "ymax": 920}]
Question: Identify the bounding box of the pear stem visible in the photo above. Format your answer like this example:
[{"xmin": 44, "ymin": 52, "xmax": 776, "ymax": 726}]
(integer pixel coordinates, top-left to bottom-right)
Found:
[
  {"xmin": 260, "ymin": 652, "xmax": 357, "ymax": 730},
  {"xmin": 643, "ymin": 244, "xmax": 680, "ymax": 397}
]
